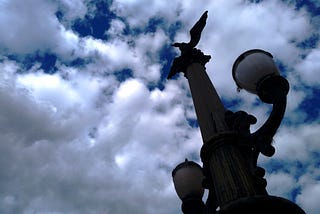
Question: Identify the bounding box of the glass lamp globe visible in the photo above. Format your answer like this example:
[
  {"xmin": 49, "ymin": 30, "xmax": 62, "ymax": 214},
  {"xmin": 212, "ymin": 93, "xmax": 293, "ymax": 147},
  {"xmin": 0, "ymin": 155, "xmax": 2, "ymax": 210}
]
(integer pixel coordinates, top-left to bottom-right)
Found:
[
  {"xmin": 232, "ymin": 49, "xmax": 280, "ymax": 94},
  {"xmin": 172, "ymin": 159, "xmax": 205, "ymax": 201}
]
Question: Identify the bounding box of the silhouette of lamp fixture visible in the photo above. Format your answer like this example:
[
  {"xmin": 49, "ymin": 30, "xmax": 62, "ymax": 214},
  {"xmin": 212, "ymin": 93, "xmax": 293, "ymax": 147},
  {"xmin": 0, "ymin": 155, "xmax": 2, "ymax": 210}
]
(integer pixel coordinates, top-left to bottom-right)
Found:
[{"xmin": 172, "ymin": 49, "xmax": 292, "ymax": 213}]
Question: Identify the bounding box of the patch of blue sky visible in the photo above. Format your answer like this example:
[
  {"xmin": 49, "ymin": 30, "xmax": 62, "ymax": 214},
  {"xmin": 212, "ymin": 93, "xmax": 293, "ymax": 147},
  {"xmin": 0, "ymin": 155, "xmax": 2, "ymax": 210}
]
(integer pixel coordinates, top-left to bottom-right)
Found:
[
  {"xmin": 8, "ymin": 52, "xmax": 93, "ymax": 75},
  {"xmin": 187, "ymin": 118, "xmax": 199, "ymax": 128},
  {"xmin": 128, "ymin": 19, "xmax": 182, "ymax": 88},
  {"xmin": 144, "ymin": 18, "xmax": 182, "ymax": 76},
  {"xmin": 145, "ymin": 18, "xmax": 165, "ymax": 33},
  {"xmin": 147, "ymin": 22, "xmax": 183, "ymax": 90},
  {"xmin": 263, "ymin": 159, "xmax": 290, "ymax": 173},
  {"xmin": 71, "ymin": 1, "xmax": 115, "ymax": 40},
  {"xmin": 7, "ymin": 52, "xmax": 57, "ymax": 74},
  {"xmin": 67, "ymin": 57, "xmax": 93, "ymax": 68},
  {"xmin": 6, "ymin": 54, "xmax": 30, "ymax": 70},
  {"xmin": 300, "ymin": 87, "xmax": 320, "ymax": 122},
  {"xmin": 297, "ymin": 34, "xmax": 319, "ymax": 50},
  {"xmin": 55, "ymin": 10, "xmax": 64, "ymax": 22},
  {"xmin": 114, "ymin": 68, "xmax": 133, "ymax": 82},
  {"xmin": 188, "ymin": 151, "xmax": 202, "ymax": 164},
  {"xmin": 159, "ymin": 46, "xmax": 177, "ymax": 79},
  {"xmin": 274, "ymin": 60, "xmax": 290, "ymax": 78},
  {"xmin": 281, "ymin": 115, "xmax": 307, "ymax": 128},
  {"xmin": 294, "ymin": 161, "xmax": 310, "ymax": 179},
  {"xmin": 126, "ymin": 16, "xmax": 182, "ymax": 38},
  {"xmin": 248, "ymin": 0, "xmax": 264, "ymax": 3},
  {"xmin": 295, "ymin": 0, "xmax": 320, "ymax": 15},
  {"xmin": 310, "ymin": 151, "xmax": 320, "ymax": 167},
  {"xmin": 291, "ymin": 187, "xmax": 302, "ymax": 202},
  {"xmin": 279, "ymin": 0, "xmax": 320, "ymax": 46},
  {"xmin": 147, "ymin": 82, "xmax": 164, "ymax": 92},
  {"xmin": 39, "ymin": 53, "xmax": 58, "ymax": 73},
  {"xmin": 72, "ymin": 14, "xmax": 115, "ymax": 40},
  {"xmin": 146, "ymin": 45, "xmax": 176, "ymax": 91},
  {"xmin": 264, "ymin": 158, "xmax": 312, "ymax": 180},
  {"xmin": 168, "ymin": 21, "xmax": 183, "ymax": 41},
  {"xmin": 222, "ymin": 98, "xmax": 243, "ymax": 112}
]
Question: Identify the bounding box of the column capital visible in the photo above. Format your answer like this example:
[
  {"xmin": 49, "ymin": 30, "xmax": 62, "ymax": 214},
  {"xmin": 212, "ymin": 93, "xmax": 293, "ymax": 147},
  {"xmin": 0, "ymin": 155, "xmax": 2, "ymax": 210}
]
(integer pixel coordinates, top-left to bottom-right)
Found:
[{"xmin": 168, "ymin": 48, "xmax": 211, "ymax": 79}]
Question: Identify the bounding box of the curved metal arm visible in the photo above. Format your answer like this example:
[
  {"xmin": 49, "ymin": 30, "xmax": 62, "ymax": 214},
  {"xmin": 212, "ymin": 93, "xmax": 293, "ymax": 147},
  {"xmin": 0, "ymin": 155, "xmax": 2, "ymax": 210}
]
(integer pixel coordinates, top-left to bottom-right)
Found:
[
  {"xmin": 222, "ymin": 76, "xmax": 289, "ymax": 195},
  {"xmin": 252, "ymin": 75, "xmax": 290, "ymax": 157}
]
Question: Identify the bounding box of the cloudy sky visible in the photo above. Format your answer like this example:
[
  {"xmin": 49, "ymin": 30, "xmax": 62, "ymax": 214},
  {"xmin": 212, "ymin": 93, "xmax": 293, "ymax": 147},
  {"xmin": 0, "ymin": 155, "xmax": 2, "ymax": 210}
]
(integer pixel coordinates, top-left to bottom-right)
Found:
[{"xmin": 0, "ymin": 0, "xmax": 319, "ymax": 213}]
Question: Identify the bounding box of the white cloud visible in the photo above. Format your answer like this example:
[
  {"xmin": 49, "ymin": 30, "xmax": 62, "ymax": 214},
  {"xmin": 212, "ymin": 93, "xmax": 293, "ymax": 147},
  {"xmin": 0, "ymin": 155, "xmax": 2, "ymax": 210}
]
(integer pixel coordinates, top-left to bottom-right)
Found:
[
  {"xmin": 200, "ymin": 0, "xmax": 311, "ymax": 100},
  {"xmin": 74, "ymin": 27, "xmax": 168, "ymax": 82},
  {"xmin": 17, "ymin": 73, "xmax": 83, "ymax": 111},
  {"xmin": 110, "ymin": 0, "xmax": 182, "ymax": 28},
  {"xmin": 0, "ymin": 60, "xmax": 187, "ymax": 213},
  {"xmin": 58, "ymin": 0, "xmax": 87, "ymax": 21},
  {"xmin": 273, "ymin": 123, "xmax": 320, "ymax": 162},
  {"xmin": 297, "ymin": 183, "xmax": 320, "ymax": 214},
  {"xmin": 0, "ymin": 0, "xmax": 60, "ymax": 54},
  {"xmin": 285, "ymin": 87, "xmax": 308, "ymax": 122},
  {"xmin": 295, "ymin": 47, "xmax": 320, "ymax": 86},
  {"xmin": 106, "ymin": 18, "xmax": 127, "ymax": 38},
  {"xmin": 0, "ymin": 0, "xmax": 86, "ymax": 63},
  {"xmin": 0, "ymin": 61, "xmax": 101, "ymax": 145},
  {"xmin": 266, "ymin": 171, "xmax": 296, "ymax": 199}
]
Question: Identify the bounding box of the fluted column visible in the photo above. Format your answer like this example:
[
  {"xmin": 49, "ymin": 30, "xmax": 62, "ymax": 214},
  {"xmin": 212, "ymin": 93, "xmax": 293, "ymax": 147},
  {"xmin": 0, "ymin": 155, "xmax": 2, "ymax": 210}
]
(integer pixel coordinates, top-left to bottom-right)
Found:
[
  {"xmin": 185, "ymin": 63, "xmax": 227, "ymax": 142},
  {"xmin": 184, "ymin": 62, "xmax": 261, "ymax": 208}
]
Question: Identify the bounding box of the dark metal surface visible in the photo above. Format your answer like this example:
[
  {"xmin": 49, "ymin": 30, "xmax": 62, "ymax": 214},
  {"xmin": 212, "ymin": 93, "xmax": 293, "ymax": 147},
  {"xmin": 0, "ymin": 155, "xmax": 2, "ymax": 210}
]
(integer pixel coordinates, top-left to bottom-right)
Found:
[
  {"xmin": 172, "ymin": 159, "xmax": 203, "ymax": 178},
  {"xmin": 181, "ymin": 197, "xmax": 205, "ymax": 214},
  {"xmin": 218, "ymin": 195, "xmax": 306, "ymax": 214}
]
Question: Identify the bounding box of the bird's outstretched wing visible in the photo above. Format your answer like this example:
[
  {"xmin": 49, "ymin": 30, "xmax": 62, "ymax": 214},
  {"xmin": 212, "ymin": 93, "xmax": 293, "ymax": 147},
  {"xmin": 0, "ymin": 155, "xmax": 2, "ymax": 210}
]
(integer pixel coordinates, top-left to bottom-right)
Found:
[
  {"xmin": 189, "ymin": 11, "xmax": 208, "ymax": 48},
  {"xmin": 167, "ymin": 11, "xmax": 209, "ymax": 79}
]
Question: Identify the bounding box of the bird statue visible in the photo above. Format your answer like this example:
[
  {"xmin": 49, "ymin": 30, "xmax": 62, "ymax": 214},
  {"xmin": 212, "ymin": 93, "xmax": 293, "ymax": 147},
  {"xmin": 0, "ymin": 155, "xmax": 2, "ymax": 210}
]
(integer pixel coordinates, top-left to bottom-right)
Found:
[
  {"xmin": 168, "ymin": 11, "xmax": 211, "ymax": 79},
  {"xmin": 172, "ymin": 11, "xmax": 208, "ymax": 54}
]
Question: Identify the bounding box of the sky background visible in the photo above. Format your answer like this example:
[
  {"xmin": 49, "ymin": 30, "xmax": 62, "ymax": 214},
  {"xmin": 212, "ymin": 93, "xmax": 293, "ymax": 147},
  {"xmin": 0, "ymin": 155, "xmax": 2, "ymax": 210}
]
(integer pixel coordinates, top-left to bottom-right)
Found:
[{"xmin": 0, "ymin": 0, "xmax": 319, "ymax": 213}]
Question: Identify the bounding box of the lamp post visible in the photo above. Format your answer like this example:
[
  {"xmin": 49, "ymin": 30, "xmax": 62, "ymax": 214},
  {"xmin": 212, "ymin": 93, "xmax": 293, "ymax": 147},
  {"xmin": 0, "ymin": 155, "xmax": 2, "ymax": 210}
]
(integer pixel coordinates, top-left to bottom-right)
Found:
[{"xmin": 169, "ymin": 12, "xmax": 305, "ymax": 214}]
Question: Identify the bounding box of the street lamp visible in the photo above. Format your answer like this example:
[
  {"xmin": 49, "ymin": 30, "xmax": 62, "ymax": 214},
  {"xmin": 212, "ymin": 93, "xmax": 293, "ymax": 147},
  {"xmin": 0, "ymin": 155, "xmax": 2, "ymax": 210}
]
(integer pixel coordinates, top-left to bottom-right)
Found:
[
  {"xmin": 232, "ymin": 49, "xmax": 290, "ymax": 157},
  {"xmin": 169, "ymin": 11, "xmax": 305, "ymax": 214},
  {"xmin": 232, "ymin": 49, "xmax": 289, "ymax": 104},
  {"xmin": 172, "ymin": 159, "xmax": 205, "ymax": 214}
]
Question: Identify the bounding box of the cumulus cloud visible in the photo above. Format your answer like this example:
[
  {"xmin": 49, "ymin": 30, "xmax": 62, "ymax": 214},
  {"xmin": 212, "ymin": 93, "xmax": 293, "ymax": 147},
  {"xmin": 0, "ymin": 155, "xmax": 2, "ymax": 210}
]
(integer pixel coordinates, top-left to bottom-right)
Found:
[
  {"xmin": 297, "ymin": 182, "xmax": 320, "ymax": 214},
  {"xmin": 273, "ymin": 123, "xmax": 320, "ymax": 162},
  {"xmin": 110, "ymin": 0, "xmax": 182, "ymax": 28},
  {"xmin": 266, "ymin": 172, "xmax": 297, "ymax": 199},
  {"xmin": 202, "ymin": 0, "xmax": 311, "ymax": 99},
  {"xmin": 295, "ymin": 47, "xmax": 320, "ymax": 86},
  {"xmin": 0, "ymin": 62, "xmax": 183, "ymax": 213},
  {"xmin": 0, "ymin": 0, "xmax": 59, "ymax": 54},
  {"xmin": 57, "ymin": 0, "xmax": 87, "ymax": 21}
]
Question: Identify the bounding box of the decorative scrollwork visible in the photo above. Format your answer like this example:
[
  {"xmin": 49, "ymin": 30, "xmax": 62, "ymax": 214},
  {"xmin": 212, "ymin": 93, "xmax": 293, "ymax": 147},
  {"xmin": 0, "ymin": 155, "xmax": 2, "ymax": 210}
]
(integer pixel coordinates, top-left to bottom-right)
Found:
[{"xmin": 225, "ymin": 110, "xmax": 268, "ymax": 193}]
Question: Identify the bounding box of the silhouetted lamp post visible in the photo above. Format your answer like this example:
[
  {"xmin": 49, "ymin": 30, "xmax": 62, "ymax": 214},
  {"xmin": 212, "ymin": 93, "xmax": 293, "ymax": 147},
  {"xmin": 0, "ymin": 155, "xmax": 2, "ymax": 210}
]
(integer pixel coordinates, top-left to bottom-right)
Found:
[{"xmin": 169, "ymin": 12, "xmax": 305, "ymax": 214}]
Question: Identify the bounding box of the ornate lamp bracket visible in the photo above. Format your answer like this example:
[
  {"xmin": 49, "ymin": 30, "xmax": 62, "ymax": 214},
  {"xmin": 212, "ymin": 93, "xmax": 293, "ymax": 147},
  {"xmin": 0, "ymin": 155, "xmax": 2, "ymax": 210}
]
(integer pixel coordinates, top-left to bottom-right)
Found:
[
  {"xmin": 252, "ymin": 75, "xmax": 289, "ymax": 158},
  {"xmin": 223, "ymin": 75, "xmax": 289, "ymax": 192}
]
